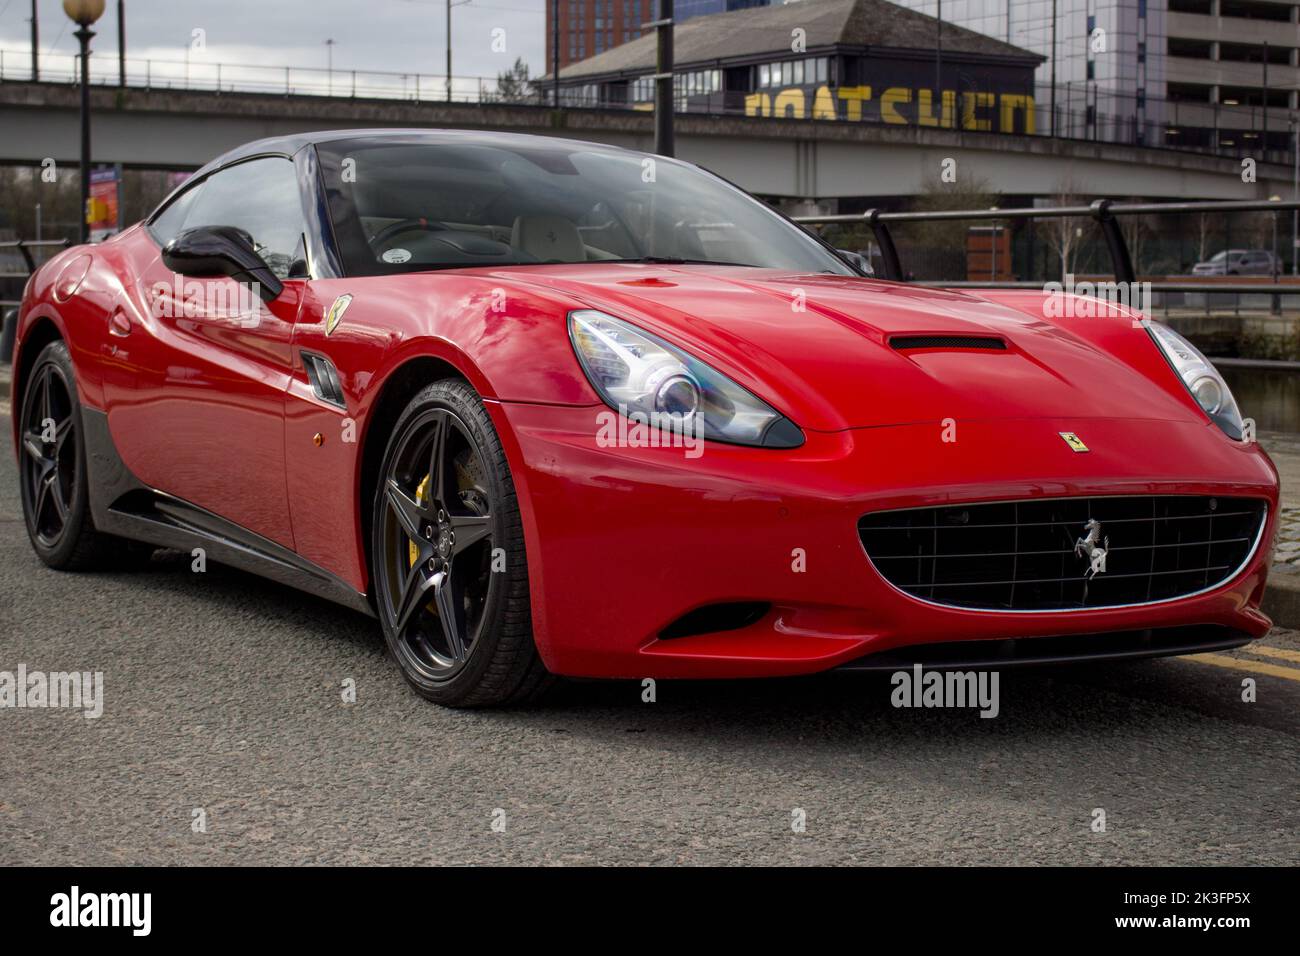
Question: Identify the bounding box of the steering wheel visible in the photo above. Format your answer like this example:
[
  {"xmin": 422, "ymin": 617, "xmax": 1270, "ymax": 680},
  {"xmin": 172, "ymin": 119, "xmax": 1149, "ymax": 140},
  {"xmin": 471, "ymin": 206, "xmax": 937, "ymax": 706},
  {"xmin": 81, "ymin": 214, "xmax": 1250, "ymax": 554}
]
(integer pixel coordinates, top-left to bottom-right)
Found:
[{"xmin": 369, "ymin": 218, "xmax": 447, "ymax": 249}]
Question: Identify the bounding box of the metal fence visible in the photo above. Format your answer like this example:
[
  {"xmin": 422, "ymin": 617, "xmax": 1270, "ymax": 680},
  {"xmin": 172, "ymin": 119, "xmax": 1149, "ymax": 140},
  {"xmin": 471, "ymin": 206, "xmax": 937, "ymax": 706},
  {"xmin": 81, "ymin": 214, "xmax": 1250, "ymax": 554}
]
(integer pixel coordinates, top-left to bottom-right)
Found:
[
  {"xmin": 794, "ymin": 198, "xmax": 1300, "ymax": 308},
  {"xmin": 0, "ymin": 238, "xmax": 70, "ymax": 306},
  {"xmin": 0, "ymin": 49, "xmax": 504, "ymax": 104},
  {"xmin": 5, "ymin": 200, "xmax": 1300, "ymax": 310},
  {"xmin": 0, "ymin": 238, "xmax": 70, "ymax": 362}
]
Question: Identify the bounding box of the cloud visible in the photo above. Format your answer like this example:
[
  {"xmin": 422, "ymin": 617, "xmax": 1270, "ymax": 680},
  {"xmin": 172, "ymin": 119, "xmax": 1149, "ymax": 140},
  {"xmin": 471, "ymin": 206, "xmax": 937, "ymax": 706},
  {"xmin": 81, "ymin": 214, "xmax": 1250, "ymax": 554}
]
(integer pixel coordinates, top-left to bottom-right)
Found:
[{"xmin": 0, "ymin": 0, "xmax": 544, "ymax": 85}]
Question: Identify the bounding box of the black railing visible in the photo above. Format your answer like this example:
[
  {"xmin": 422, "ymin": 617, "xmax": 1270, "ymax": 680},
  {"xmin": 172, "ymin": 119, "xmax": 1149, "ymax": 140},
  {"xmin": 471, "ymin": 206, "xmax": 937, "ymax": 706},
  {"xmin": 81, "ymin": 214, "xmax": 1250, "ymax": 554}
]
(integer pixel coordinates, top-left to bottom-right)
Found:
[
  {"xmin": 0, "ymin": 237, "xmax": 71, "ymax": 274},
  {"xmin": 794, "ymin": 198, "xmax": 1300, "ymax": 293},
  {"xmin": 0, "ymin": 238, "xmax": 69, "ymax": 362},
  {"xmin": 0, "ymin": 238, "xmax": 70, "ymax": 306}
]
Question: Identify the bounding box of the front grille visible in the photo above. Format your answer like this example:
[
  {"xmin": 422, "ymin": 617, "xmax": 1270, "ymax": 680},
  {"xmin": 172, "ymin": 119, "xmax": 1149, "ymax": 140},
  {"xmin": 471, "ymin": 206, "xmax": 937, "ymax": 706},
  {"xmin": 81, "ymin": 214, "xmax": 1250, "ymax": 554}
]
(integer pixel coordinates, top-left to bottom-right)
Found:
[{"xmin": 858, "ymin": 496, "xmax": 1267, "ymax": 611}]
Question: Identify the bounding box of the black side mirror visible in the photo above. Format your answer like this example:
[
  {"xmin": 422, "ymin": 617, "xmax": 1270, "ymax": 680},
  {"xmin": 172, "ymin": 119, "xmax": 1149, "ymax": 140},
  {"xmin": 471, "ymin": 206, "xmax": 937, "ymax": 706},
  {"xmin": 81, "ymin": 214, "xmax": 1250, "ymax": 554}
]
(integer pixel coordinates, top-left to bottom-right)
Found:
[{"xmin": 162, "ymin": 225, "xmax": 284, "ymax": 302}]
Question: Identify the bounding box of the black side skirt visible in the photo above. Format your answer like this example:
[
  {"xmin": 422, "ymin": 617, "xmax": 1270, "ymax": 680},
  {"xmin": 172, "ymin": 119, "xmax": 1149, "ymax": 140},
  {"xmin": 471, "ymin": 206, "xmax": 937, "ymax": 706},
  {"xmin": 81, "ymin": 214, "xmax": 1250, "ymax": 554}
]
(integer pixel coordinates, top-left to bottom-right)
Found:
[{"xmin": 82, "ymin": 406, "xmax": 375, "ymax": 618}]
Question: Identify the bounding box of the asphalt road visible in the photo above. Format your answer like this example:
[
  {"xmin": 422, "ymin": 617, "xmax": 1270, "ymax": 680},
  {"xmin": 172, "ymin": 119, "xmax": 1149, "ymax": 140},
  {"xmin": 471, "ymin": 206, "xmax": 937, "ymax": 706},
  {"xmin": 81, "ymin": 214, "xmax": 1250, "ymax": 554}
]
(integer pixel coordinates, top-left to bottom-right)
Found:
[{"xmin": 1, "ymin": 426, "xmax": 1298, "ymax": 866}]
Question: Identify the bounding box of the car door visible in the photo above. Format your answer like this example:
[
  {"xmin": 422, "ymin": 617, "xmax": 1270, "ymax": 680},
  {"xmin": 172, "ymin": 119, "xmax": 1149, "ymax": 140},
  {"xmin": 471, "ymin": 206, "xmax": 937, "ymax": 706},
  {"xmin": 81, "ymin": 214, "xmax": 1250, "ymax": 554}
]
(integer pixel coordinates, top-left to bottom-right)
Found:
[{"xmin": 104, "ymin": 157, "xmax": 308, "ymax": 549}]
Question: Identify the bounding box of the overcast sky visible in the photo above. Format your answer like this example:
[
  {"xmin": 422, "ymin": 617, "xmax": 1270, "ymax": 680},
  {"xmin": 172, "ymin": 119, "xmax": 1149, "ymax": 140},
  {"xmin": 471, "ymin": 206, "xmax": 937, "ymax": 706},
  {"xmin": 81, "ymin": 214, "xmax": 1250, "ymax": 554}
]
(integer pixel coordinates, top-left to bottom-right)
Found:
[{"xmin": 0, "ymin": 0, "xmax": 546, "ymax": 84}]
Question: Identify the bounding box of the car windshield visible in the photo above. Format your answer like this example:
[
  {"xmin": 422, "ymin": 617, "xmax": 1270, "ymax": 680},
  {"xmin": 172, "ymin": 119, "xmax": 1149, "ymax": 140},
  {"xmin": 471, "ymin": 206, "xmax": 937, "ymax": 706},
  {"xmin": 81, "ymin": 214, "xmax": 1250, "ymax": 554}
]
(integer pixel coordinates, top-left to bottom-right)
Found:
[{"xmin": 314, "ymin": 136, "xmax": 853, "ymax": 277}]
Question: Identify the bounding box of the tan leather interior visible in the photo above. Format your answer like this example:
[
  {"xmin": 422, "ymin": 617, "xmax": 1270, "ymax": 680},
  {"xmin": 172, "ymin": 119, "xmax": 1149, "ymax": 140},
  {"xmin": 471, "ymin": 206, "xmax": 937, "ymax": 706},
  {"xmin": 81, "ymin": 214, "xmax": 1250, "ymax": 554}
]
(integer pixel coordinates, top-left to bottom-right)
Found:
[{"xmin": 511, "ymin": 216, "xmax": 586, "ymax": 262}]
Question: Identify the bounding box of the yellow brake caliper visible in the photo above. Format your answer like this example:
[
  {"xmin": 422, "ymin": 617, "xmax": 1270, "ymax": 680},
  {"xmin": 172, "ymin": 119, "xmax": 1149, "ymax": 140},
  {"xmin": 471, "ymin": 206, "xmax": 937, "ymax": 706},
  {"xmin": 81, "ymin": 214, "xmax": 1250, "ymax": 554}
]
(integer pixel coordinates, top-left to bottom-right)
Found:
[{"xmin": 409, "ymin": 473, "xmax": 431, "ymax": 568}]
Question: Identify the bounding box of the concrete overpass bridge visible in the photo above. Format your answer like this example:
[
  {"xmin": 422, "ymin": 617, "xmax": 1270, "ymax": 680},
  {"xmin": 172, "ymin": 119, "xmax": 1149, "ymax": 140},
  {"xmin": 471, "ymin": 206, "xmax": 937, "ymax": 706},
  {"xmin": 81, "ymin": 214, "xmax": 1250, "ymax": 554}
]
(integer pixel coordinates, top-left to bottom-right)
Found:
[{"xmin": 0, "ymin": 81, "xmax": 1292, "ymax": 203}]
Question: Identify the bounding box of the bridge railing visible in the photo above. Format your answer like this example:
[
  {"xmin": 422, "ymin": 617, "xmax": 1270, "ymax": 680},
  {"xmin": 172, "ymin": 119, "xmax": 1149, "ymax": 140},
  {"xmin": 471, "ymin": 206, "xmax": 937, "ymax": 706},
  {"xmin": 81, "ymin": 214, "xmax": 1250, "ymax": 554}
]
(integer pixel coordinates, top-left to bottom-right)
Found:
[
  {"xmin": 1, "ymin": 48, "xmax": 1295, "ymax": 167},
  {"xmin": 0, "ymin": 48, "xmax": 504, "ymax": 104}
]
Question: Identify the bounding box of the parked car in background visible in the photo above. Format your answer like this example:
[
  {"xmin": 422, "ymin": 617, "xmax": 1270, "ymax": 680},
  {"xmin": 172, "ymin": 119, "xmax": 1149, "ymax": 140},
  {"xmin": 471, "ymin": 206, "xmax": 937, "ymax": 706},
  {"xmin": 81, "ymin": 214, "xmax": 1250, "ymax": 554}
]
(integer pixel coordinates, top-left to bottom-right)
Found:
[{"xmin": 1192, "ymin": 249, "xmax": 1279, "ymax": 276}]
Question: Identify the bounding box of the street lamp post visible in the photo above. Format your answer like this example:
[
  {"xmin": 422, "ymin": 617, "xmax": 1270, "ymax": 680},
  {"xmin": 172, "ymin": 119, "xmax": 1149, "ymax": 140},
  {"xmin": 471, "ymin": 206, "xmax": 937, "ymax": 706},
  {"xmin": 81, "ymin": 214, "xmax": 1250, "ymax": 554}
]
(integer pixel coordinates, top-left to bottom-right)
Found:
[
  {"xmin": 1270, "ymin": 194, "xmax": 1281, "ymax": 315},
  {"xmin": 64, "ymin": 0, "xmax": 106, "ymax": 245},
  {"xmin": 654, "ymin": 0, "xmax": 675, "ymax": 157},
  {"xmin": 446, "ymin": 0, "xmax": 472, "ymax": 104},
  {"xmin": 117, "ymin": 0, "xmax": 125, "ymax": 87},
  {"xmin": 30, "ymin": 0, "xmax": 39, "ymax": 81},
  {"xmin": 934, "ymin": 0, "xmax": 941, "ymax": 108},
  {"xmin": 1291, "ymin": 118, "xmax": 1299, "ymax": 276},
  {"xmin": 1049, "ymin": 0, "xmax": 1057, "ymax": 137}
]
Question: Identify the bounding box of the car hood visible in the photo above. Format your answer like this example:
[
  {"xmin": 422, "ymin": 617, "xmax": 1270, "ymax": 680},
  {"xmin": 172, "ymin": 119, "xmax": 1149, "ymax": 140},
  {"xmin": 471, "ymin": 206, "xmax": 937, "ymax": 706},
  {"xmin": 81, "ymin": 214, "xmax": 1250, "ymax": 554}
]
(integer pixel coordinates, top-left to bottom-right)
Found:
[{"xmin": 502, "ymin": 264, "xmax": 1206, "ymax": 433}]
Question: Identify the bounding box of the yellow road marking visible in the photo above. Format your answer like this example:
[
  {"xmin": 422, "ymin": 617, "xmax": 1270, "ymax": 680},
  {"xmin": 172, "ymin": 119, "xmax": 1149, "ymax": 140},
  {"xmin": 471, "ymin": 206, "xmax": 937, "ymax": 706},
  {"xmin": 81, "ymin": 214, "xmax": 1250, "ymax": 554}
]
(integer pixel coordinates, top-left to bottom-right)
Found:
[
  {"xmin": 1183, "ymin": 653, "xmax": 1300, "ymax": 682},
  {"xmin": 1242, "ymin": 645, "xmax": 1300, "ymax": 666}
]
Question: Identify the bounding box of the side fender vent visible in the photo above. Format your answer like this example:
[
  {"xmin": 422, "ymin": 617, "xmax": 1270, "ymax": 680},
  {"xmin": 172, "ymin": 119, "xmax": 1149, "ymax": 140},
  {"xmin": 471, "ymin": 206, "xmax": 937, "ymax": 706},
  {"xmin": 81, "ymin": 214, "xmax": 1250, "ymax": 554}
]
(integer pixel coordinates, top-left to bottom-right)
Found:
[{"xmin": 302, "ymin": 351, "xmax": 347, "ymax": 408}]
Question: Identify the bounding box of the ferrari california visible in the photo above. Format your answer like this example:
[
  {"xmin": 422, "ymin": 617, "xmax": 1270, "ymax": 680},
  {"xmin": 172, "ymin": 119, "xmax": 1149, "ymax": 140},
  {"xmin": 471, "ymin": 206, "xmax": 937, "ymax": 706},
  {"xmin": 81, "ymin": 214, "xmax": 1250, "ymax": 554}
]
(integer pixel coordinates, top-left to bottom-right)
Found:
[{"xmin": 10, "ymin": 130, "xmax": 1280, "ymax": 706}]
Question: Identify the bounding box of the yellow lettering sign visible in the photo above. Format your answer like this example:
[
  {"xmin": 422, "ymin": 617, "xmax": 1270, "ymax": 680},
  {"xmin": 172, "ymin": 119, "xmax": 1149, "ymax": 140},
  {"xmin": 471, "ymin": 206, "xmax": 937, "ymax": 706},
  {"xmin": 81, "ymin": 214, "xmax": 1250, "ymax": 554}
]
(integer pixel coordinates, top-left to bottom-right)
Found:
[
  {"xmin": 836, "ymin": 85, "xmax": 872, "ymax": 122},
  {"xmin": 962, "ymin": 91, "xmax": 995, "ymax": 131},
  {"xmin": 881, "ymin": 87, "xmax": 913, "ymax": 124}
]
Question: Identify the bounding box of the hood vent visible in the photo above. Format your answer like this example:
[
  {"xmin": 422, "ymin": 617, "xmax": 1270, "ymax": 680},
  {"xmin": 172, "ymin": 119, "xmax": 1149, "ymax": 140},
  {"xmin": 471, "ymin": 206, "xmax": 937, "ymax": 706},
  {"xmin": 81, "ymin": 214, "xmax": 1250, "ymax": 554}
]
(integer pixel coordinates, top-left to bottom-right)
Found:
[{"xmin": 891, "ymin": 335, "xmax": 1006, "ymax": 351}]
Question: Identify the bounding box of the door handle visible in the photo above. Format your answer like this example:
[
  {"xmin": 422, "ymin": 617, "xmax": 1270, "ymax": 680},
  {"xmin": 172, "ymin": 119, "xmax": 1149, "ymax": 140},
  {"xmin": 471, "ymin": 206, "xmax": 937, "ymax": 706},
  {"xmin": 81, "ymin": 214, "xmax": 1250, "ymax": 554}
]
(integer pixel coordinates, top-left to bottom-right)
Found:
[{"xmin": 109, "ymin": 310, "xmax": 132, "ymax": 337}]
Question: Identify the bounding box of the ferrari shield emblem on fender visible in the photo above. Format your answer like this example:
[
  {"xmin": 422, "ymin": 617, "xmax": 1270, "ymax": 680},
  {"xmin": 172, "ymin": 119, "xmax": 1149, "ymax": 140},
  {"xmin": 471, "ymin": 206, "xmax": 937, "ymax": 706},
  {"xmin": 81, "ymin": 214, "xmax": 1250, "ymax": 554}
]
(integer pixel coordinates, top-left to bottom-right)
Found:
[
  {"xmin": 324, "ymin": 294, "xmax": 353, "ymax": 336},
  {"xmin": 1058, "ymin": 431, "xmax": 1089, "ymax": 453}
]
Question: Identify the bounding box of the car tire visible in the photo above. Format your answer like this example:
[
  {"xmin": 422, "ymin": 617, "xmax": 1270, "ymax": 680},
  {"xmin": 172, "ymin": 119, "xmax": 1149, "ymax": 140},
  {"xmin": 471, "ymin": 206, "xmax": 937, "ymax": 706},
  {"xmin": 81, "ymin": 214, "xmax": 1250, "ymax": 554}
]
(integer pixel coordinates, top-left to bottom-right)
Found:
[
  {"xmin": 18, "ymin": 340, "xmax": 133, "ymax": 570},
  {"xmin": 371, "ymin": 378, "xmax": 551, "ymax": 707}
]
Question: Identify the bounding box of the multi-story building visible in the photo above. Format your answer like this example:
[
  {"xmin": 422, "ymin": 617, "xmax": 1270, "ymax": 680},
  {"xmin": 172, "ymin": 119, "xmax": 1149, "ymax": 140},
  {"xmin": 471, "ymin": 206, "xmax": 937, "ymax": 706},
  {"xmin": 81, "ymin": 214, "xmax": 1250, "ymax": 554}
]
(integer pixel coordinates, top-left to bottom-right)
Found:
[
  {"xmin": 893, "ymin": 1, "xmax": 1300, "ymax": 156},
  {"xmin": 1163, "ymin": 0, "xmax": 1299, "ymax": 156},
  {"xmin": 547, "ymin": 0, "xmax": 777, "ymax": 72},
  {"xmin": 890, "ymin": 2, "xmax": 1167, "ymax": 144}
]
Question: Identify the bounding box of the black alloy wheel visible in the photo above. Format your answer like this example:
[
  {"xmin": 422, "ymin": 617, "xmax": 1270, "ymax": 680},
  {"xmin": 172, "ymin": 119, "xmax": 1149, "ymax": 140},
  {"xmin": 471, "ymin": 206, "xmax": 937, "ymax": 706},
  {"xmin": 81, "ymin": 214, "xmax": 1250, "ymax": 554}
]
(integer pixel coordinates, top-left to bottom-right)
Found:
[
  {"xmin": 372, "ymin": 379, "xmax": 548, "ymax": 706},
  {"xmin": 20, "ymin": 356, "xmax": 77, "ymax": 549},
  {"xmin": 18, "ymin": 340, "xmax": 128, "ymax": 570}
]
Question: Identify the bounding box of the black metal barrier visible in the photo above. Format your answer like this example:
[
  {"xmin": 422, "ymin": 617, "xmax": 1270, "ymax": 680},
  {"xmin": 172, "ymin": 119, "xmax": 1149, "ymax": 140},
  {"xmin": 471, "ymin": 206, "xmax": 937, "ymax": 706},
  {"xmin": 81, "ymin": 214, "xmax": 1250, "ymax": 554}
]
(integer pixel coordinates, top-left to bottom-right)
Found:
[{"xmin": 794, "ymin": 198, "xmax": 1300, "ymax": 295}]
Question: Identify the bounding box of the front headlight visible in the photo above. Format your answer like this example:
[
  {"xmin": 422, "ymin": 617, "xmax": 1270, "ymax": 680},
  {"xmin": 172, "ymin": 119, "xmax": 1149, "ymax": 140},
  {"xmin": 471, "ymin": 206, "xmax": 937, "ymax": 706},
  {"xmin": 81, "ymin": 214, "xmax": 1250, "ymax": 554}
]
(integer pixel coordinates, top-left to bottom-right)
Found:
[
  {"xmin": 1145, "ymin": 320, "xmax": 1245, "ymax": 440},
  {"xmin": 568, "ymin": 309, "xmax": 803, "ymax": 448}
]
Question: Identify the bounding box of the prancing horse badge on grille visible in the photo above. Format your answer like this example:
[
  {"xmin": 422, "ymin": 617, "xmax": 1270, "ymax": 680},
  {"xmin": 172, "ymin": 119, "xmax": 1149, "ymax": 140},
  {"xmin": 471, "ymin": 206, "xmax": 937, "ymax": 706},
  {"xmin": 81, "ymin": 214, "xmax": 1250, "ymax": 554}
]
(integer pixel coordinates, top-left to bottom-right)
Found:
[{"xmin": 1074, "ymin": 519, "xmax": 1109, "ymax": 579}]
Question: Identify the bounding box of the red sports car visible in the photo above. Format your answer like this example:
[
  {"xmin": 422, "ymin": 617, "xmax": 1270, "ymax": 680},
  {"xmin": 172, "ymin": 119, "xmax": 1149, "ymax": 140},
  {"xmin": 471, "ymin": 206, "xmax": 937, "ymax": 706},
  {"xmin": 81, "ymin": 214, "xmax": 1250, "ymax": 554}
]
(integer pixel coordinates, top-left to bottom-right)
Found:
[{"xmin": 11, "ymin": 130, "xmax": 1279, "ymax": 706}]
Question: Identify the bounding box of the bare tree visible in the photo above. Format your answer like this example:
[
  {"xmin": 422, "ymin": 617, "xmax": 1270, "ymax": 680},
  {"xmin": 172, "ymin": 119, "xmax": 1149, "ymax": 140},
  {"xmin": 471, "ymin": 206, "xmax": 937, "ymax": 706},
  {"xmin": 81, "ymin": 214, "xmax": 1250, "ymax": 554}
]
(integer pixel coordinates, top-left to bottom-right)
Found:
[
  {"xmin": 895, "ymin": 176, "xmax": 1001, "ymax": 281},
  {"xmin": 1037, "ymin": 179, "xmax": 1085, "ymax": 281},
  {"xmin": 1195, "ymin": 213, "xmax": 1214, "ymax": 263},
  {"xmin": 1119, "ymin": 199, "xmax": 1150, "ymax": 277}
]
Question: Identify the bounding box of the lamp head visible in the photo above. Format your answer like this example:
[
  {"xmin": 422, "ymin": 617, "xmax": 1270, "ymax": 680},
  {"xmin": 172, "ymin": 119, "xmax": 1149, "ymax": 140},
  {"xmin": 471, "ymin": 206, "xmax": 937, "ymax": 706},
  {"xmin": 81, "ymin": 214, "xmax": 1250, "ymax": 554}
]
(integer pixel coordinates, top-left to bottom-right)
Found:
[{"xmin": 62, "ymin": 0, "xmax": 106, "ymax": 26}]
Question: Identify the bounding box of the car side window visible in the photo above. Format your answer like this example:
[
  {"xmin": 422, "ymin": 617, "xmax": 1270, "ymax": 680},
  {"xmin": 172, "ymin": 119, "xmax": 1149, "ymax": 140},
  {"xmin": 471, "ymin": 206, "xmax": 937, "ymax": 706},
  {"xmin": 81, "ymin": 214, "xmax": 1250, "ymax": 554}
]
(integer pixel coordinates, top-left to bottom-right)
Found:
[
  {"xmin": 149, "ymin": 184, "xmax": 203, "ymax": 247},
  {"xmin": 178, "ymin": 157, "xmax": 307, "ymax": 279}
]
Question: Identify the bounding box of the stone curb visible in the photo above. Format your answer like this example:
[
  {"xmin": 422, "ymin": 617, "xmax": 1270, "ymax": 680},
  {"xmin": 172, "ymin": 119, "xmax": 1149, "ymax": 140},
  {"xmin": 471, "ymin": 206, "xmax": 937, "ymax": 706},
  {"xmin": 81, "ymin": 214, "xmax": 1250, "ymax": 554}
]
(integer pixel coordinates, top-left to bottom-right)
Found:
[{"xmin": 1264, "ymin": 565, "xmax": 1300, "ymax": 631}]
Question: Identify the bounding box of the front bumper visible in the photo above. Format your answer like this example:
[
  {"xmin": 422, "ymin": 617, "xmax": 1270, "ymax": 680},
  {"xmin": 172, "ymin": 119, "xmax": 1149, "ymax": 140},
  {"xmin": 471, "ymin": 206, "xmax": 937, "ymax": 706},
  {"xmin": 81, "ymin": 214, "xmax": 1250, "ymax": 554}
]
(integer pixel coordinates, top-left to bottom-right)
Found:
[{"xmin": 491, "ymin": 402, "xmax": 1280, "ymax": 679}]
